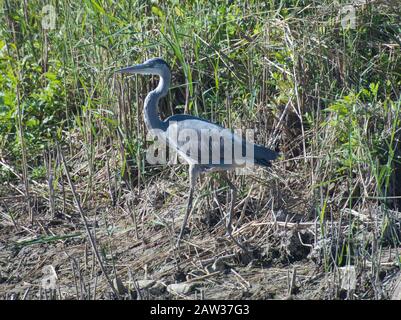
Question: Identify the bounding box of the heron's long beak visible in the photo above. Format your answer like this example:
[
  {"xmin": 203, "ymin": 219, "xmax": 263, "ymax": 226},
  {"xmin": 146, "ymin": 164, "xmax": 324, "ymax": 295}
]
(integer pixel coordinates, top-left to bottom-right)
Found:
[{"xmin": 115, "ymin": 63, "xmax": 148, "ymax": 74}]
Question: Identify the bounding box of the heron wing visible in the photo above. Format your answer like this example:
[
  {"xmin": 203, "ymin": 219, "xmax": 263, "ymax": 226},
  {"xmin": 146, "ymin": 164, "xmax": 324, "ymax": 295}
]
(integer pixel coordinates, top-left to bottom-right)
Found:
[{"xmin": 163, "ymin": 114, "xmax": 263, "ymax": 167}]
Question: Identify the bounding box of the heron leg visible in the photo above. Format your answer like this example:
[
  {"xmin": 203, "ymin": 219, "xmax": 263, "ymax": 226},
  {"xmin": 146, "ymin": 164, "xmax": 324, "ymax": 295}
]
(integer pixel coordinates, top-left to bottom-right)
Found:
[
  {"xmin": 176, "ymin": 165, "xmax": 199, "ymax": 247},
  {"xmin": 222, "ymin": 174, "xmax": 251, "ymax": 256}
]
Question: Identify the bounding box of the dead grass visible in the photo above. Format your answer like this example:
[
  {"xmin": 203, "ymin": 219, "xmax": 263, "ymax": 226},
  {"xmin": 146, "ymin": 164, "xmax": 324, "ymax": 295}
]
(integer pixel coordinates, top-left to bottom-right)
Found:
[{"xmin": 1, "ymin": 135, "xmax": 400, "ymax": 300}]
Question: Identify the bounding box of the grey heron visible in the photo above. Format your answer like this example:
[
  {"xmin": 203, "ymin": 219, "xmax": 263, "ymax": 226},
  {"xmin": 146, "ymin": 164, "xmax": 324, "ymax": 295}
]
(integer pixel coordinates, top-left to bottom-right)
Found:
[{"xmin": 116, "ymin": 58, "xmax": 278, "ymax": 253}]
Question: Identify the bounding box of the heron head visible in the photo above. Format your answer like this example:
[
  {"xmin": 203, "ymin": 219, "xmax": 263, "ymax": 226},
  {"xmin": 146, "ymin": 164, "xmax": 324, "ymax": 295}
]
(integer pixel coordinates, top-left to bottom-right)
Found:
[{"xmin": 115, "ymin": 58, "xmax": 170, "ymax": 76}]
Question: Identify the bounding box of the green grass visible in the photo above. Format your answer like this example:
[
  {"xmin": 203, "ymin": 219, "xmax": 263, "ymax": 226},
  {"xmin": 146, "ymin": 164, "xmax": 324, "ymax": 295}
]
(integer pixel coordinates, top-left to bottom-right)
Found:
[{"xmin": 0, "ymin": 0, "xmax": 400, "ymax": 299}]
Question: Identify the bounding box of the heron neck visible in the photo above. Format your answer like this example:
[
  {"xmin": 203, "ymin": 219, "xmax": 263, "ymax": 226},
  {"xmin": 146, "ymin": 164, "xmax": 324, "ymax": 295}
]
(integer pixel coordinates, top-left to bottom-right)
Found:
[{"xmin": 144, "ymin": 71, "xmax": 170, "ymax": 132}]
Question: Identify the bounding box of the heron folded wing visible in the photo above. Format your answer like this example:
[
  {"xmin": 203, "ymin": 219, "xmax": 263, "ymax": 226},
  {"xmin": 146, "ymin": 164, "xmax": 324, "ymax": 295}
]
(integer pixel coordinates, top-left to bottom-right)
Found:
[{"xmin": 164, "ymin": 116, "xmax": 258, "ymax": 167}]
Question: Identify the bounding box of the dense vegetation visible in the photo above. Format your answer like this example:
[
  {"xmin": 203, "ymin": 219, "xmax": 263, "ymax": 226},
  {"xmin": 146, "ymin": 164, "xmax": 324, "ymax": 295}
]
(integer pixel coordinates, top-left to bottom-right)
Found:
[{"xmin": 0, "ymin": 0, "xmax": 400, "ymax": 299}]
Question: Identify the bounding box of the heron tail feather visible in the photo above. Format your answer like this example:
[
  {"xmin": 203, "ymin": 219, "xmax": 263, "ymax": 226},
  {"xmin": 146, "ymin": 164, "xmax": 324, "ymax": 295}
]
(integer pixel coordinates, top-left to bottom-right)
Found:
[{"xmin": 253, "ymin": 144, "xmax": 279, "ymax": 167}]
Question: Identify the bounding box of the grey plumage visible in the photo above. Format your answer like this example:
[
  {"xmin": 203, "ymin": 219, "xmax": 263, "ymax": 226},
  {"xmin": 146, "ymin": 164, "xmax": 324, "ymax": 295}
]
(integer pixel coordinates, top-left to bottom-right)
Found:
[{"xmin": 116, "ymin": 57, "xmax": 278, "ymax": 252}]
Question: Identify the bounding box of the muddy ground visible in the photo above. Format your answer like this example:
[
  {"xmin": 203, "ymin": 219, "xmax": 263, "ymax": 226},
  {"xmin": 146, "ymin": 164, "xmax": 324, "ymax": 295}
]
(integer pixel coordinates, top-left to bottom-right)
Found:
[{"xmin": 1, "ymin": 174, "xmax": 400, "ymax": 300}]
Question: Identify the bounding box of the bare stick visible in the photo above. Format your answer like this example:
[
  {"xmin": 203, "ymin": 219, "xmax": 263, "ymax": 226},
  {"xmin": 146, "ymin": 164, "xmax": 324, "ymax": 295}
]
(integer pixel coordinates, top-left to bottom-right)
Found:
[
  {"xmin": 222, "ymin": 174, "xmax": 251, "ymax": 256},
  {"xmin": 58, "ymin": 144, "xmax": 120, "ymax": 299}
]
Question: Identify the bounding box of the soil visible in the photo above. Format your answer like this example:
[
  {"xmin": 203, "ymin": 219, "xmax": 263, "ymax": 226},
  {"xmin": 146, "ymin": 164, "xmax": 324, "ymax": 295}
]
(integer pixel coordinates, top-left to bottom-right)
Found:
[{"xmin": 0, "ymin": 178, "xmax": 400, "ymax": 300}]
